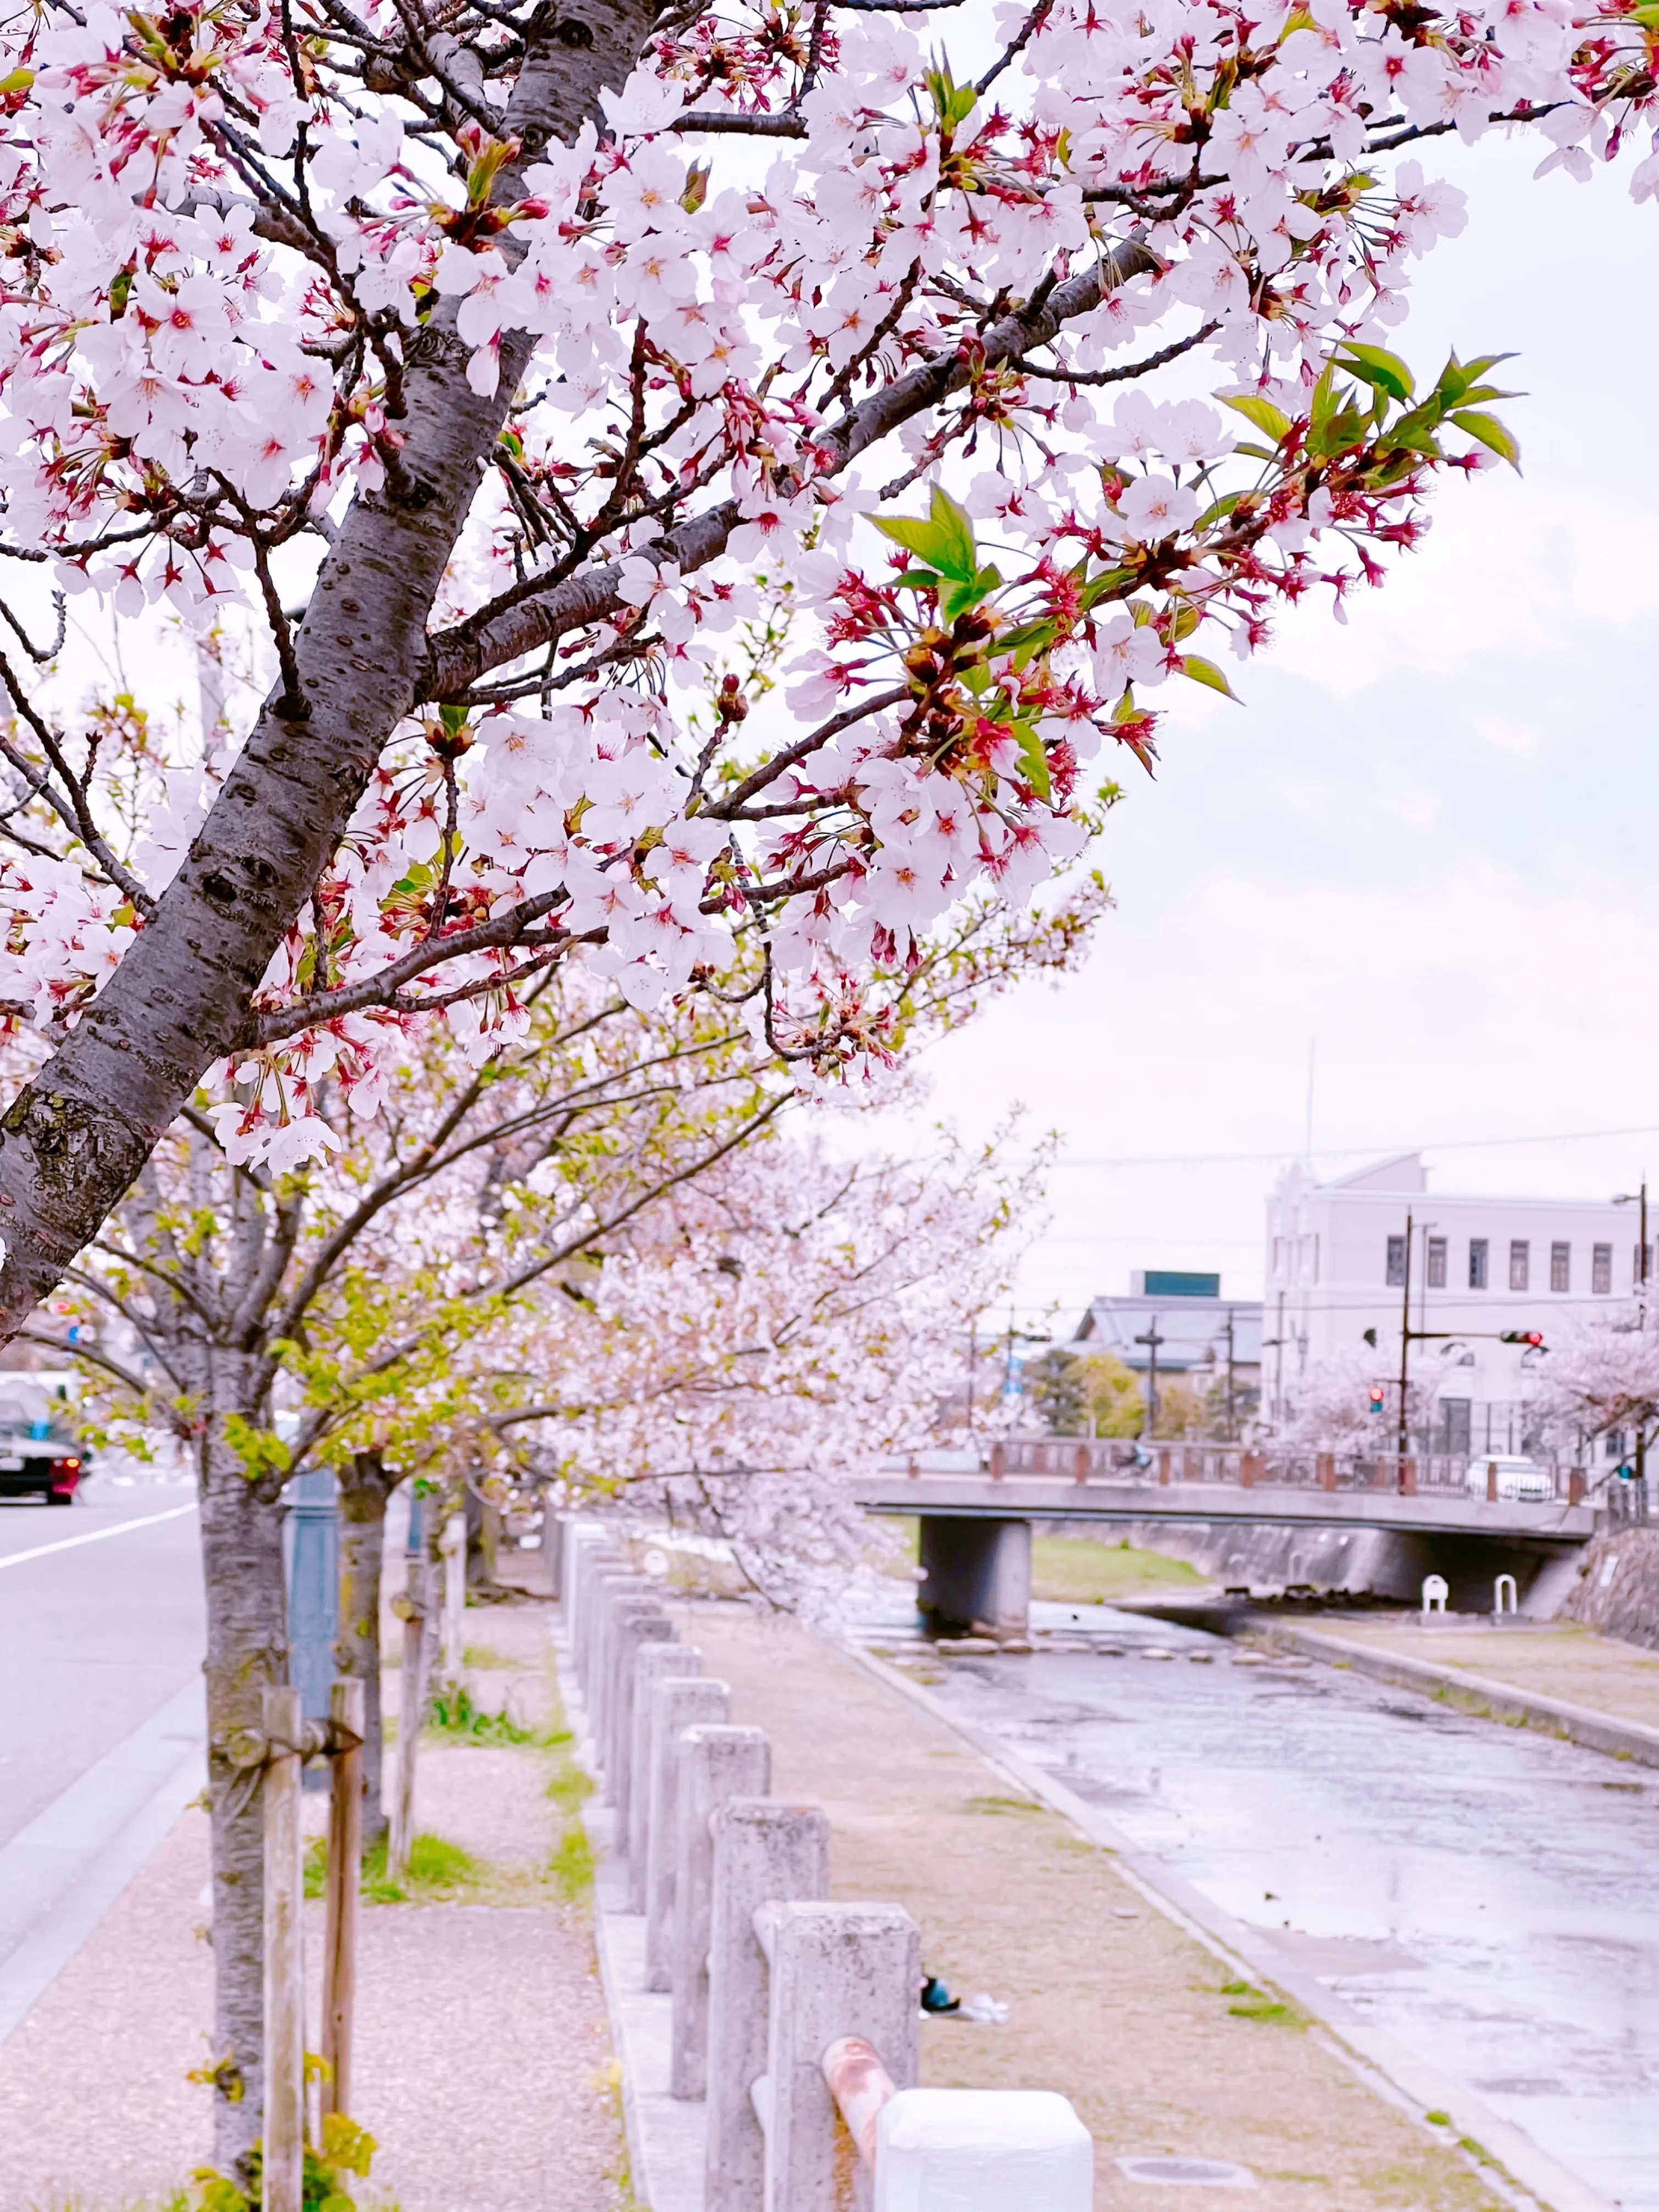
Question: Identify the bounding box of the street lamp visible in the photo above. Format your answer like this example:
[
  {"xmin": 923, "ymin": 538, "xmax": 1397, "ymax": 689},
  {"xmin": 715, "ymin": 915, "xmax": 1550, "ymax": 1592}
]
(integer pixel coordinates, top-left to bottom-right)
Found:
[
  {"xmin": 1134, "ymin": 1316, "xmax": 1166, "ymax": 1442},
  {"xmin": 1613, "ymin": 1182, "xmax": 1649, "ymax": 1490}
]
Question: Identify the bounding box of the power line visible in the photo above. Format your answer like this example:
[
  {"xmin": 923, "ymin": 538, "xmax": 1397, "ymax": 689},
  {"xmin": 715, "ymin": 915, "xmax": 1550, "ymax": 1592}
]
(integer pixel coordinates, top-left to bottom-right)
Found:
[{"xmin": 1050, "ymin": 1120, "xmax": 1659, "ymax": 1171}]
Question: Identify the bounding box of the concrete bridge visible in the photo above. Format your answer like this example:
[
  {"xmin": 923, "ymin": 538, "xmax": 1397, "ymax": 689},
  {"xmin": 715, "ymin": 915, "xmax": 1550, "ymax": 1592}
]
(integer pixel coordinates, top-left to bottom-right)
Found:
[{"xmin": 853, "ymin": 1437, "xmax": 1605, "ymax": 1633}]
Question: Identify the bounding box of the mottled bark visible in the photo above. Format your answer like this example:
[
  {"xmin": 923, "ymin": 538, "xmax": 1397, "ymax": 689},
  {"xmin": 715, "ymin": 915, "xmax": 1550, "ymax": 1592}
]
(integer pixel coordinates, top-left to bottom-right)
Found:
[
  {"xmin": 0, "ymin": 0, "xmax": 655, "ymax": 1345},
  {"xmin": 197, "ymin": 1374, "xmax": 291, "ymax": 2180},
  {"xmin": 335, "ymin": 1450, "xmax": 398, "ymax": 1844}
]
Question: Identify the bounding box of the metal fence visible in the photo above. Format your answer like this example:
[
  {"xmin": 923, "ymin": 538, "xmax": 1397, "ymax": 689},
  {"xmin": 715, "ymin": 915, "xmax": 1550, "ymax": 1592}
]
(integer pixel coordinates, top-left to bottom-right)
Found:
[{"xmin": 909, "ymin": 1436, "xmax": 1591, "ymax": 1505}]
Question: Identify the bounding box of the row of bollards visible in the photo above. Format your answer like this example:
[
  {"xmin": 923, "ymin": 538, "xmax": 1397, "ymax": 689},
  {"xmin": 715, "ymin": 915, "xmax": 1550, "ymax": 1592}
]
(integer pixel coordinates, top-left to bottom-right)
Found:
[{"xmin": 559, "ymin": 1519, "xmax": 1095, "ymax": 2212}]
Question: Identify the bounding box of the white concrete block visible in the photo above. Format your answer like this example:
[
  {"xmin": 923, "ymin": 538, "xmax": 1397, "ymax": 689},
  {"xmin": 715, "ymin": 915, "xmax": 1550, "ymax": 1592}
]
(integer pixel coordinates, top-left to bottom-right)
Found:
[{"xmin": 874, "ymin": 2089, "xmax": 1094, "ymax": 2211}]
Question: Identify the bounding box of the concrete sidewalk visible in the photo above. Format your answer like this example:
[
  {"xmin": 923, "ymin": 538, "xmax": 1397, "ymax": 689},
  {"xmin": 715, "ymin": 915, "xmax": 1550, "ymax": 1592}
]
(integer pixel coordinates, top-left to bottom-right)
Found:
[
  {"xmin": 664, "ymin": 1598, "xmax": 1515, "ymax": 2212},
  {"xmin": 0, "ymin": 1595, "xmax": 625, "ymax": 2212}
]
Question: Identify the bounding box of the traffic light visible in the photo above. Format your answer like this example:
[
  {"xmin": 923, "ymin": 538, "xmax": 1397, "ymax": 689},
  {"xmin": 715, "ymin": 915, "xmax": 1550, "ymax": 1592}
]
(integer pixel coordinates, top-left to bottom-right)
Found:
[
  {"xmin": 1367, "ymin": 1385, "xmax": 1386, "ymax": 1415},
  {"xmin": 1500, "ymin": 1329, "xmax": 1545, "ymax": 1349}
]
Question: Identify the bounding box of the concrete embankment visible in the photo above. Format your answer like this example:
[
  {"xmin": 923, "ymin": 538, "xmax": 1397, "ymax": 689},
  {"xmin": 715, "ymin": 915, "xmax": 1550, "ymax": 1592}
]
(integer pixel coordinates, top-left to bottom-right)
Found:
[{"xmin": 1126, "ymin": 1594, "xmax": 1659, "ymax": 1770}]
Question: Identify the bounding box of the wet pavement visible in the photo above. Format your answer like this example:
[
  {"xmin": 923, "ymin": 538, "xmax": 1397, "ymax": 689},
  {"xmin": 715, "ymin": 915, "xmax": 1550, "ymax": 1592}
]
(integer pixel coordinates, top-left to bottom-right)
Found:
[{"xmin": 882, "ymin": 1602, "xmax": 1659, "ymax": 2211}]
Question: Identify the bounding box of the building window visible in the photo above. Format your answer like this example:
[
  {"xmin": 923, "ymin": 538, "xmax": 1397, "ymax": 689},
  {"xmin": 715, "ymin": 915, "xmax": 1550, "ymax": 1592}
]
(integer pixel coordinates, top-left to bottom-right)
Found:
[
  {"xmin": 1439, "ymin": 1399, "xmax": 1472, "ymax": 1455},
  {"xmin": 1593, "ymin": 1243, "xmax": 1612, "ymax": 1295},
  {"xmin": 1469, "ymin": 1238, "xmax": 1489, "ymax": 1290},
  {"xmin": 1551, "ymin": 1242, "xmax": 1571, "ymax": 1292},
  {"xmin": 1386, "ymin": 1235, "xmax": 1407, "ymax": 1287},
  {"xmin": 1509, "ymin": 1240, "xmax": 1529, "ymax": 1292},
  {"xmin": 1427, "ymin": 1237, "xmax": 1447, "ymax": 1288}
]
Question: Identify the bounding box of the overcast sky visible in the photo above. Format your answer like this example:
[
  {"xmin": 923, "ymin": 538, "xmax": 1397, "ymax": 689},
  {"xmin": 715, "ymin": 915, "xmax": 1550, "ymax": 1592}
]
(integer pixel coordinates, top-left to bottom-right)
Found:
[{"xmin": 894, "ymin": 134, "xmax": 1659, "ymax": 1333}]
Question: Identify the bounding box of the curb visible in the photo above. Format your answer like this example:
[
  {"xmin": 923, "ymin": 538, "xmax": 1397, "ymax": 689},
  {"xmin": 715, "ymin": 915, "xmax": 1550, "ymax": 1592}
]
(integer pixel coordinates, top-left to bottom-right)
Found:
[
  {"xmin": 1235, "ymin": 1620, "xmax": 1659, "ymax": 1769},
  {"xmin": 548, "ymin": 1621, "xmax": 703, "ymax": 2212},
  {"xmin": 836, "ymin": 1636, "xmax": 1616, "ymax": 2212}
]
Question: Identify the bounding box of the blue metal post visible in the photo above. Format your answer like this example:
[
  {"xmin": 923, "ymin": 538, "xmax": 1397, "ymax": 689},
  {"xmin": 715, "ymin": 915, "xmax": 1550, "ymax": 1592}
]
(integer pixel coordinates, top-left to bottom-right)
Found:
[{"xmin": 285, "ymin": 1465, "xmax": 339, "ymax": 1789}]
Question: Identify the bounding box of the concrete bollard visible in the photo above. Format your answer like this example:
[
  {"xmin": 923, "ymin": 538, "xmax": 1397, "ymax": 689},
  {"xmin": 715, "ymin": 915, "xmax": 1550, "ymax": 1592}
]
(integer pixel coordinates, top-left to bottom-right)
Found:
[
  {"xmin": 569, "ymin": 1537, "xmax": 618, "ymax": 1668},
  {"xmin": 873, "ymin": 2088, "xmax": 1094, "ymax": 2211},
  {"xmin": 589, "ymin": 1578, "xmax": 652, "ymax": 1789},
  {"xmin": 758, "ymin": 1901, "xmax": 919, "ymax": 2212},
  {"xmin": 628, "ymin": 1644, "xmax": 702, "ymax": 1907},
  {"xmin": 705, "ymin": 1800, "xmax": 830, "ymax": 2212},
  {"xmin": 606, "ymin": 1604, "xmax": 672, "ymax": 1803},
  {"xmin": 670, "ymin": 1725, "xmax": 772, "ymax": 2100},
  {"xmin": 572, "ymin": 1548, "xmax": 623, "ymax": 1694},
  {"xmin": 645, "ymin": 1677, "xmax": 732, "ymax": 1988},
  {"xmin": 587, "ymin": 1573, "xmax": 646, "ymax": 1718}
]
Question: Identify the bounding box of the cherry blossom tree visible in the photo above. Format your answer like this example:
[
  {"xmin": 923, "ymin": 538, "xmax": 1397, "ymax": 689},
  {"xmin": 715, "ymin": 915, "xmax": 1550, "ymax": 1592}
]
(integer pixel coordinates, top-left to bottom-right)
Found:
[
  {"xmin": 0, "ymin": 0, "xmax": 1653, "ymax": 1353},
  {"xmin": 1533, "ymin": 1306, "xmax": 1659, "ymax": 1472},
  {"xmin": 40, "ymin": 887, "xmax": 1081, "ymax": 2166},
  {"xmin": 1272, "ymin": 1341, "xmax": 1425, "ymax": 1449}
]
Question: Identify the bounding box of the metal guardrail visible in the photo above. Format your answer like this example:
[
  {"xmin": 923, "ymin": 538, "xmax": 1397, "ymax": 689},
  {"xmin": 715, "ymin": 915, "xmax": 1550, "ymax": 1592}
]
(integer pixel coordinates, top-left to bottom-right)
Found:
[{"xmin": 899, "ymin": 1437, "xmax": 1590, "ymax": 1506}]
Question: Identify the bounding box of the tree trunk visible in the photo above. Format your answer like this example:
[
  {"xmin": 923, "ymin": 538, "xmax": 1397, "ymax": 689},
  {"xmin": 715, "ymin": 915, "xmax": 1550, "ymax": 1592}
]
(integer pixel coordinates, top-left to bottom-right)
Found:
[
  {"xmin": 0, "ymin": 0, "xmax": 657, "ymax": 1346},
  {"xmin": 198, "ymin": 1403, "xmax": 291, "ymax": 2179},
  {"xmin": 335, "ymin": 1452, "xmax": 397, "ymax": 1845}
]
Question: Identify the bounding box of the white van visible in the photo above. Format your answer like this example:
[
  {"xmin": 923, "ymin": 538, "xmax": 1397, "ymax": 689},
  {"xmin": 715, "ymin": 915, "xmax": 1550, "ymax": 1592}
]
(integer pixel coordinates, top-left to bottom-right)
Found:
[{"xmin": 1466, "ymin": 1454, "xmax": 1552, "ymax": 1503}]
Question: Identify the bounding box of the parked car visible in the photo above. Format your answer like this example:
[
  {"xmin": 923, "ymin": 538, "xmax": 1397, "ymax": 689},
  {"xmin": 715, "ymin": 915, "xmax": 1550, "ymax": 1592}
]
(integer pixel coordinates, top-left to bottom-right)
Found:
[
  {"xmin": 1466, "ymin": 1453, "xmax": 1552, "ymax": 1503},
  {"xmin": 0, "ymin": 1381, "xmax": 86, "ymax": 1503}
]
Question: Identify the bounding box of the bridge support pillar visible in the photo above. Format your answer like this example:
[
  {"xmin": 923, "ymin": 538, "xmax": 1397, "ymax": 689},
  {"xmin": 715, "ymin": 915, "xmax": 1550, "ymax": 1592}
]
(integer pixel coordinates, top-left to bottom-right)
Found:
[{"xmin": 918, "ymin": 1518, "xmax": 1031, "ymax": 1637}]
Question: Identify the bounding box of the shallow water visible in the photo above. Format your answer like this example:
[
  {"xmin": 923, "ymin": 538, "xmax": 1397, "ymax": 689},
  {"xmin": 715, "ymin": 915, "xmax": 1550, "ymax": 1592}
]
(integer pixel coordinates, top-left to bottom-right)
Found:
[{"xmin": 900, "ymin": 1603, "xmax": 1659, "ymax": 2209}]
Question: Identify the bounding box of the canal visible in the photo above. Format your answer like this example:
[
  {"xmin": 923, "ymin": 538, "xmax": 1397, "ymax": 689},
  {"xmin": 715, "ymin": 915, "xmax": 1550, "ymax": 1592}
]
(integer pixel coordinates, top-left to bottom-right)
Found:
[{"xmin": 905, "ymin": 1604, "xmax": 1658, "ymax": 2211}]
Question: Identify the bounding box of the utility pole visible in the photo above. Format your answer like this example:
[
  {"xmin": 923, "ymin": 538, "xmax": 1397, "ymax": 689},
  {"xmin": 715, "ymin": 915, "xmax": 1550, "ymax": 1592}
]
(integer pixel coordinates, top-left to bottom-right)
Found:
[
  {"xmin": 1274, "ymin": 1288, "xmax": 1286, "ymax": 1424},
  {"xmin": 1135, "ymin": 1317, "xmax": 1165, "ymax": 1441},
  {"xmin": 1222, "ymin": 1308, "xmax": 1236, "ymax": 1441},
  {"xmin": 1396, "ymin": 1211, "xmax": 1414, "ymax": 1468},
  {"xmin": 1616, "ymin": 1180, "xmax": 1649, "ymax": 1490}
]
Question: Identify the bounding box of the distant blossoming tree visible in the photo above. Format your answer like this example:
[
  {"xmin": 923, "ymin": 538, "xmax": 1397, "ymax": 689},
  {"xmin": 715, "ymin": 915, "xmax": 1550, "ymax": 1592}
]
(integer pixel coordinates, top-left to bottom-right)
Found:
[
  {"xmin": 1533, "ymin": 1307, "xmax": 1659, "ymax": 1470},
  {"xmin": 1274, "ymin": 1342, "xmax": 1425, "ymax": 1450},
  {"xmin": 493, "ymin": 1125, "xmax": 1038, "ymax": 1611}
]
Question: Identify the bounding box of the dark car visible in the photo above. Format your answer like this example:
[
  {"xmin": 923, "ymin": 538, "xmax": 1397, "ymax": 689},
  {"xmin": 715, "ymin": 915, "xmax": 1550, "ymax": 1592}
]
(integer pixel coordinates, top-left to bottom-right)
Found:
[{"xmin": 0, "ymin": 1384, "xmax": 86, "ymax": 1503}]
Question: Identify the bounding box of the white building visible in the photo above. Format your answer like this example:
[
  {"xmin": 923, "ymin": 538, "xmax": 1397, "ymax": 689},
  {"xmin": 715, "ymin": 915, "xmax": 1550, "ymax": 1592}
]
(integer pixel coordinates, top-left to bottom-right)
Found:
[{"xmin": 1264, "ymin": 1153, "xmax": 1646, "ymax": 1459}]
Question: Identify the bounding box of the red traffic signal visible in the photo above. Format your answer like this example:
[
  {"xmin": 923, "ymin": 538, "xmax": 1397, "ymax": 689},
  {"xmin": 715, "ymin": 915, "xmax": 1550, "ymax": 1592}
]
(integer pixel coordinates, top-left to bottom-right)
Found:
[
  {"xmin": 1500, "ymin": 1329, "xmax": 1545, "ymax": 1348},
  {"xmin": 1367, "ymin": 1386, "xmax": 1386, "ymax": 1413}
]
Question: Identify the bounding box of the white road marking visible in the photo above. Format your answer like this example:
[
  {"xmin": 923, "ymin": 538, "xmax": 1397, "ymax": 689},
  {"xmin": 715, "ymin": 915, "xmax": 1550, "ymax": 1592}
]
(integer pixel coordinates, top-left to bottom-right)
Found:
[{"xmin": 0, "ymin": 1500, "xmax": 197, "ymax": 1572}]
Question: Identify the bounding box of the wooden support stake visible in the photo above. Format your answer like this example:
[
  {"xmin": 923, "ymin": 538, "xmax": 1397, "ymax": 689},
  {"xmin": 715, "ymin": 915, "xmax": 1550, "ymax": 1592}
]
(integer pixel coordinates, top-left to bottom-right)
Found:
[
  {"xmin": 440, "ymin": 1511, "xmax": 466, "ymax": 1688},
  {"xmin": 321, "ymin": 1676, "xmax": 365, "ymax": 2124},
  {"xmin": 262, "ymin": 1686, "xmax": 304, "ymax": 2212},
  {"xmin": 389, "ymin": 1563, "xmax": 430, "ymax": 1877}
]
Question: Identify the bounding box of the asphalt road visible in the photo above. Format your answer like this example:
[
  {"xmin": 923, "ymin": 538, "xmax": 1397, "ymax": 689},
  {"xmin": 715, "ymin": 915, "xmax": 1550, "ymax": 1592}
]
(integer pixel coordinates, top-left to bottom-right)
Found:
[{"xmin": 0, "ymin": 1480, "xmax": 204, "ymax": 1854}]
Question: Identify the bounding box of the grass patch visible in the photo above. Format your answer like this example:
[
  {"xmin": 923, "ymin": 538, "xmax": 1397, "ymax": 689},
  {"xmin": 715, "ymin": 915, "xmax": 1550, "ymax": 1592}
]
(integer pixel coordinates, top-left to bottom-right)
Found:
[
  {"xmin": 550, "ymin": 1818, "xmax": 595, "ymax": 1902},
  {"xmin": 961, "ymin": 1793, "xmax": 1043, "ymax": 1818},
  {"xmin": 1030, "ymin": 1536, "xmax": 1205, "ymax": 1605},
  {"xmin": 545, "ymin": 1730, "xmax": 596, "ymax": 1815},
  {"xmin": 426, "ymin": 1684, "xmax": 535, "ymax": 1744},
  {"xmin": 1219, "ymin": 1977, "xmax": 1302, "ymax": 2026},
  {"xmin": 304, "ymin": 1829, "xmax": 488, "ymax": 1904},
  {"xmin": 462, "ymin": 1642, "xmax": 516, "ymax": 1669}
]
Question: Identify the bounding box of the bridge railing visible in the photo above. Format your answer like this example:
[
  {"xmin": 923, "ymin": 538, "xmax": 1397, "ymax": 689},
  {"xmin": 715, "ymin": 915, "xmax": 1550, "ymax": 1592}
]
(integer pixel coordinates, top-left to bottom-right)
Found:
[{"xmin": 898, "ymin": 1438, "xmax": 1588, "ymax": 1505}]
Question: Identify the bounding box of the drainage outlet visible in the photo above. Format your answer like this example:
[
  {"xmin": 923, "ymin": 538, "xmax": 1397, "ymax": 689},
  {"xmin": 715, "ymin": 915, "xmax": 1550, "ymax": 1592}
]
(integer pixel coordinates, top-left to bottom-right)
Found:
[{"xmin": 1116, "ymin": 2157, "xmax": 1257, "ymax": 2188}]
